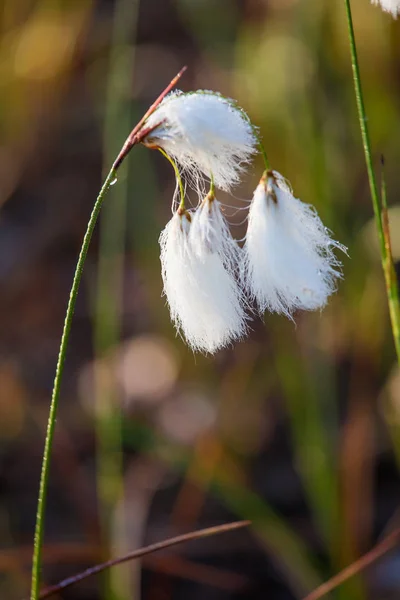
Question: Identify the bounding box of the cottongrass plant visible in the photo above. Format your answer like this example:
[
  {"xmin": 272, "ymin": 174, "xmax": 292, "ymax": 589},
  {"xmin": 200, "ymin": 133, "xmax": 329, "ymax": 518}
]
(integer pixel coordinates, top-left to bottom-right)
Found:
[
  {"xmin": 31, "ymin": 67, "xmax": 345, "ymax": 599},
  {"xmin": 371, "ymin": 0, "xmax": 400, "ymax": 16}
]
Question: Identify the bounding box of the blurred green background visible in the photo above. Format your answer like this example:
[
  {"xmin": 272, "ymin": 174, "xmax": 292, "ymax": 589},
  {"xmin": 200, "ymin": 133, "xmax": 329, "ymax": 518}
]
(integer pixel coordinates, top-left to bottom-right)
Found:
[{"xmin": 1, "ymin": 0, "xmax": 400, "ymax": 598}]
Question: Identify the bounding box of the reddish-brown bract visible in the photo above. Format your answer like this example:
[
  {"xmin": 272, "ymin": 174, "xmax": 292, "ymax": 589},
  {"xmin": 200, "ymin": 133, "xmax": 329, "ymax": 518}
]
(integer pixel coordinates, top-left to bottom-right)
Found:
[{"xmin": 112, "ymin": 66, "xmax": 187, "ymax": 171}]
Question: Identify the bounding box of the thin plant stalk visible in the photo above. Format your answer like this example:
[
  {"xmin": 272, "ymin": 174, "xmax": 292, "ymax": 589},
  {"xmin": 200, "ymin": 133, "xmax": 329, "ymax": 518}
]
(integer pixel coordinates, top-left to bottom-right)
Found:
[
  {"xmin": 302, "ymin": 525, "xmax": 400, "ymax": 600},
  {"xmin": 30, "ymin": 68, "xmax": 186, "ymax": 600},
  {"xmin": 38, "ymin": 521, "xmax": 250, "ymax": 599},
  {"xmin": 380, "ymin": 162, "xmax": 400, "ymax": 361},
  {"xmin": 30, "ymin": 167, "xmax": 117, "ymax": 600},
  {"xmin": 256, "ymin": 138, "xmax": 271, "ymax": 172},
  {"xmin": 158, "ymin": 148, "xmax": 185, "ymax": 210},
  {"xmin": 380, "ymin": 162, "xmax": 400, "ymax": 462},
  {"xmin": 343, "ymin": 0, "xmax": 400, "ymax": 364}
]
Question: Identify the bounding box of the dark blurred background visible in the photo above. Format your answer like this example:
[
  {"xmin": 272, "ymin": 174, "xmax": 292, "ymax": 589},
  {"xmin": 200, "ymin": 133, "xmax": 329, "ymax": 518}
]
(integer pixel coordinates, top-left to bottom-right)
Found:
[{"xmin": 1, "ymin": 0, "xmax": 400, "ymax": 598}]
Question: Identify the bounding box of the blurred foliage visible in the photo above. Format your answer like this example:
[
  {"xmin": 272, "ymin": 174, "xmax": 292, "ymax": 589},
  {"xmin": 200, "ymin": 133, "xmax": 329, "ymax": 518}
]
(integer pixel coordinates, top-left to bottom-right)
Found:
[{"xmin": 0, "ymin": 0, "xmax": 400, "ymax": 599}]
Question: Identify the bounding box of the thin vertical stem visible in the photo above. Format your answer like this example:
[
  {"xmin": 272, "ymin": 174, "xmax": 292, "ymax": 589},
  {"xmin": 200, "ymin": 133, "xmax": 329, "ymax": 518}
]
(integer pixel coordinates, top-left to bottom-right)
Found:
[
  {"xmin": 30, "ymin": 167, "xmax": 117, "ymax": 600},
  {"xmin": 380, "ymin": 163, "xmax": 400, "ymax": 361},
  {"xmin": 343, "ymin": 0, "xmax": 383, "ymax": 244},
  {"xmin": 257, "ymin": 139, "xmax": 271, "ymax": 172},
  {"xmin": 209, "ymin": 172, "xmax": 215, "ymax": 195},
  {"xmin": 343, "ymin": 0, "xmax": 400, "ymax": 364}
]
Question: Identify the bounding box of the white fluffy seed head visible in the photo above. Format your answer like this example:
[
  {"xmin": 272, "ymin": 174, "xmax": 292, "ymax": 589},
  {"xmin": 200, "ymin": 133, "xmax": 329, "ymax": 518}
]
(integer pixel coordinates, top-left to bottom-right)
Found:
[
  {"xmin": 243, "ymin": 171, "xmax": 346, "ymax": 318},
  {"xmin": 190, "ymin": 192, "xmax": 241, "ymax": 270},
  {"xmin": 159, "ymin": 199, "xmax": 247, "ymax": 354},
  {"xmin": 143, "ymin": 91, "xmax": 257, "ymax": 192},
  {"xmin": 371, "ymin": 0, "xmax": 400, "ymax": 17}
]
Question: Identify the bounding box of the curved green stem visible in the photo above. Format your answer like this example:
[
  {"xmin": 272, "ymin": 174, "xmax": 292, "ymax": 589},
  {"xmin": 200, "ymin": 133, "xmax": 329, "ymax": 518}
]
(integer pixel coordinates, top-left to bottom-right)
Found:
[
  {"xmin": 247, "ymin": 116, "xmax": 271, "ymax": 171},
  {"xmin": 256, "ymin": 136, "xmax": 271, "ymax": 172},
  {"xmin": 209, "ymin": 172, "xmax": 215, "ymax": 196},
  {"xmin": 380, "ymin": 163, "xmax": 400, "ymax": 361},
  {"xmin": 158, "ymin": 148, "xmax": 185, "ymax": 210},
  {"xmin": 30, "ymin": 167, "xmax": 117, "ymax": 600},
  {"xmin": 246, "ymin": 119, "xmax": 271, "ymax": 171},
  {"xmin": 344, "ymin": 0, "xmax": 400, "ymax": 363},
  {"xmin": 343, "ymin": 0, "xmax": 384, "ymax": 246}
]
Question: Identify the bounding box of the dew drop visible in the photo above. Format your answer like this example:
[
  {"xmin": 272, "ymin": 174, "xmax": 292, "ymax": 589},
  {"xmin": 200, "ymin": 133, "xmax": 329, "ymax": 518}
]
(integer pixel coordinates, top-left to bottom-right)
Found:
[{"xmin": 110, "ymin": 177, "xmax": 118, "ymax": 186}]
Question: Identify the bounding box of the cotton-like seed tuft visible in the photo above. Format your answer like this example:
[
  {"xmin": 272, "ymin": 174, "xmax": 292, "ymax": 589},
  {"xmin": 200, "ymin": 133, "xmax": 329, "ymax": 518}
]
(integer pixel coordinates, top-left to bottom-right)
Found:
[
  {"xmin": 190, "ymin": 192, "xmax": 241, "ymax": 270},
  {"xmin": 243, "ymin": 171, "xmax": 346, "ymax": 318},
  {"xmin": 159, "ymin": 197, "xmax": 247, "ymax": 354},
  {"xmin": 371, "ymin": 0, "xmax": 400, "ymax": 17},
  {"xmin": 143, "ymin": 91, "xmax": 257, "ymax": 192}
]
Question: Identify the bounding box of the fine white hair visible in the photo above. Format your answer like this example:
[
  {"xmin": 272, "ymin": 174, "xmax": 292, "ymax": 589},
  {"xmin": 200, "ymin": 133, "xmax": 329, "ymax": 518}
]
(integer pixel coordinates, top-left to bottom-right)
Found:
[
  {"xmin": 159, "ymin": 198, "xmax": 247, "ymax": 354},
  {"xmin": 371, "ymin": 0, "xmax": 400, "ymax": 16},
  {"xmin": 243, "ymin": 171, "xmax": 346, "ymax": 318},
  {"xmin": 144, "ymin": 91, "xmax": 257, "ymax": 192}
]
